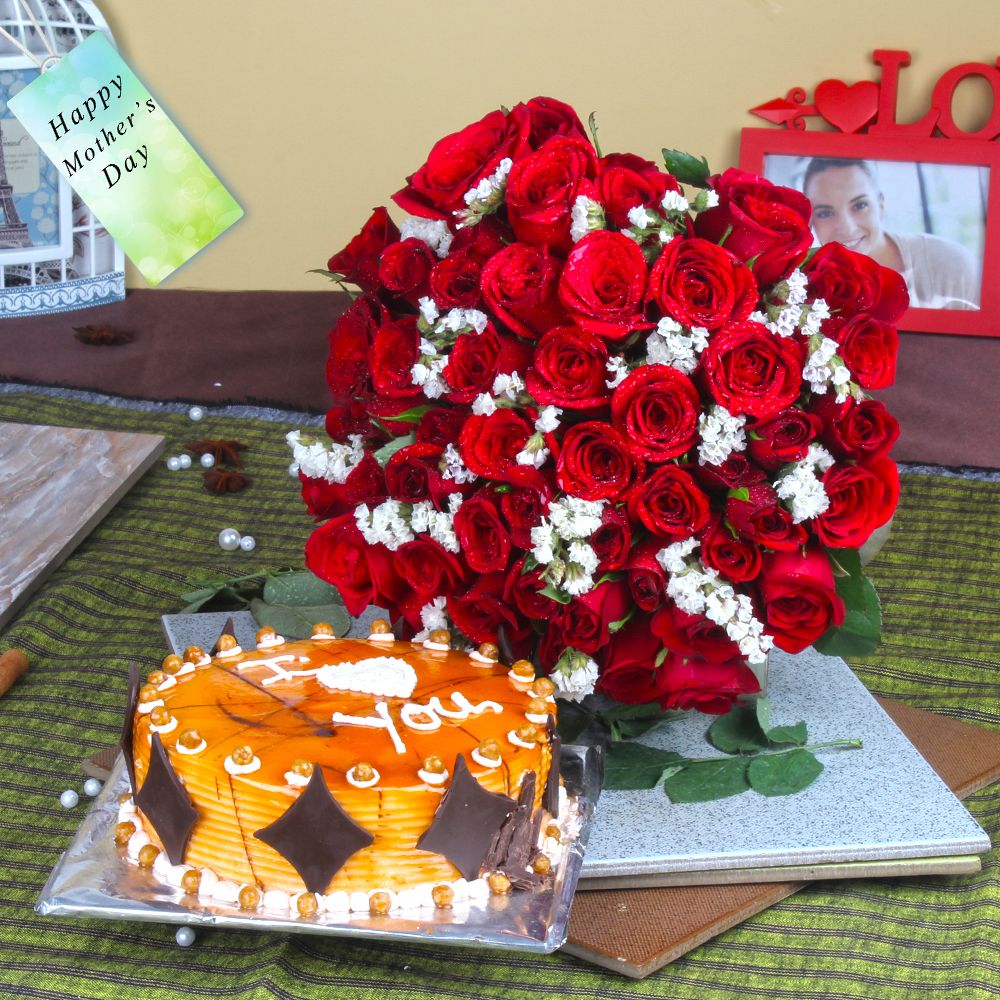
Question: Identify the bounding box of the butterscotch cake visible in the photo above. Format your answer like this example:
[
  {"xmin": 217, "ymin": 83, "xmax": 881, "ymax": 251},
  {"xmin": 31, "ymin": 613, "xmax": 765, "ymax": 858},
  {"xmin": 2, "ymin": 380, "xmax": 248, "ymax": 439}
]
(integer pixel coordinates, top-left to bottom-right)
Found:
[{"xmin": 116, "ymin": 622, "xmax": 570, "ymax": 917}]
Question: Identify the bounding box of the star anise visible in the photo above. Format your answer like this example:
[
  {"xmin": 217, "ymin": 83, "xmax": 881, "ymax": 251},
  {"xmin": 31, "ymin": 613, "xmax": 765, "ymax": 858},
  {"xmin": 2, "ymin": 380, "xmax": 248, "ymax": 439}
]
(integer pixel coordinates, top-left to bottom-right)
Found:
[
  {"xmin": 186, "ymin": 439, "xmax": 248, "ymax": 467},
  {"xmin": 203, "ymin": 468, "xmax": 251, "ymax": 494},
  {"xmin": 73, "ymin": 324, "xmax": 135, "ymax": 346}
]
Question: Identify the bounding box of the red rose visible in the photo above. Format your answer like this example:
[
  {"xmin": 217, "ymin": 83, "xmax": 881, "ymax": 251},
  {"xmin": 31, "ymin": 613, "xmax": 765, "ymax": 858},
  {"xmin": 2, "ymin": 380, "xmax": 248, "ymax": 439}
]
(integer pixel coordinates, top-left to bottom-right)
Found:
[
  {"xmin": 628, "ymin": 465, "xmax": 710, "ymax": 540},
  {"xmin": 814, "ymin": 458, "xmax": 899, "ymax": 549},
  {"xmin": 558, "ymin": 230, "xmax": 650, "ymax": 341},
  {"xmin": 651, "ymin": 604, "xmax": 743, "ymax": 665},
  {"xmin": 597, "ymin": 620, "xmax": 673, "ymax": 706},
  {"xmin": 626, "ymin": 539, "xmax": 666, "ymax": 612},
  {"xmin": 656, "ymin": 654, "xmax": 760, "ymax": 715},
  {"xmin": 555, "ymin": 580, "xmax": 632, "ymax": 654},
  {"xmin": 305, "ymin": 514, "xmax": 406, "ymax": 617},
  {"xmin": 327, "ymin": 206, "xmax": 400, "ymax": 292},
  {"xmin": 693, "ymin": 168, "xmax": 813, "ymax": 286},
  {"xmin": 384, "ymin": 442, "xmax": 449, "ymax": 506},
  {"xmin": 450, "ymin": 214, "xmax": 512, "ymax": 261},
  {"xmin": 694, "ymin": 452, "xmax": 767, "ymax": 493},
  {"xmin": 459, "ymin": 410, "xmax": 534, "ymax": 481},
  {"xmin": 448, "ymin": 573, "xmax": 522, "ymax": 644},
  {"xmin": 453, "ymin": 494, "xmax": 511, "ymax": 573},
  {"xmin": 556, "ymin": 422, "xmax": 638, "ymax": 501},
  {"xmin": 521, "ymin": 96, "xmax": 588, "ymax": 147},
  {"xmin": 759, "ymin": 547, "xmax": 846, "ymax": 653},
  {"xmin": 700, "ymin": 513, "xmax": 762, "ymax": 583},
  {"xmin": 501, "ymin": 487, "xmax": 547, "ymax": 549},
  {"xmin": 326, "ymin": 296, "xmax": 381, "ymax": 405},
  {"xmin": 817, "ymin": 396, "xmax": 899, "ymax": 462},
  {"xmin": 505, "ymin": 135, "xmax": 598, "ymax": 251},
  {"xmin": 325, "ymin": 401, "xmax": 375, "ymax": 442},
  {"xmin": 826, "ymin": 313, "xmax": 899, "ymax": 390},
  {"xmin": 376, "ymin": 238, "xmax": 434, "ymax": 304},
  {"xmin": 450, "ymin": 330, "xmax": 532, "ymax": 407},
  {"xmin": 393, "ymin": 107, "xmax": 529, "ymax": 218},
  {"xmin": 598, "ymin": 152, "xmax": 680, "ymax": 229},
  {"xmin": 747, "ymin": 408, "xmax": 822, "ymax": 471},
  {"xmin": 726, "ymin": 482, "xmax": 807, "ymax": 552},
  {"xmin": 300, "ymin": 452, "xmax": 386, "ymax": 521},
  {"xmin": 395, "ymin": 537, "xmax": 469, "ymax": 602},
  {"xmin": 371, "ymin": 317, "xmax": 422, "ymax": 401},
  {"xmin": 610, "ymin": 364, "xmax": 701, "ymax": 461},
  {"xmin": 505, "ymin": 557, "xmax": 559, "ymax": 620},
  {"xmin": 416, "ymin": 407, "xmax": 468, "ymax": 448},
  {"xmin": 700, "ymin": 320, "xmax": 805, "ymax": 419},
  {"xmin": 429, "ymin": 249, "xmax": 482, "ymax": 309},
  {"xmin": 646, "ymin": 237, "xmax": 757, "ymax": 331},
  {"xmin": 480, "ymin": 243, "xmax": 567, "ymax": 340},
  {"xmin": 525, "ymin": 324, "xmax": 610, "ymax": 410},
  {"xmin": 803, "ymin": 243, "xmax": 909, "ymax": 325},
  {"xmin": 590, "ymin": 505, "xmax": 632, "ymax": 570}
]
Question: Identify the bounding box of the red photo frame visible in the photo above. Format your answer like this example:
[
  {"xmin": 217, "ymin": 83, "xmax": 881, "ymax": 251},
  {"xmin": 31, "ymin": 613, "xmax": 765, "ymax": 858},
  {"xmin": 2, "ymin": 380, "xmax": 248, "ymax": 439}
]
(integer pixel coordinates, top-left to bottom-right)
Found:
[{"xmin": 740, "ymin": 127, "xmax": 1000, "ymax": 337}]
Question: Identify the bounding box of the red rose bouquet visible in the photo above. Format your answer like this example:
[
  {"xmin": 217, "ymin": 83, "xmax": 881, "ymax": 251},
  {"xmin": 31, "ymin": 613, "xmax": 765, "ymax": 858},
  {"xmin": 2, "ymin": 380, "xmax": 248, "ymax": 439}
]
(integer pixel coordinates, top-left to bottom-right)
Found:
[{"xmin": 292, "ymin": 97, "xmax": 905, "ymax": 717}]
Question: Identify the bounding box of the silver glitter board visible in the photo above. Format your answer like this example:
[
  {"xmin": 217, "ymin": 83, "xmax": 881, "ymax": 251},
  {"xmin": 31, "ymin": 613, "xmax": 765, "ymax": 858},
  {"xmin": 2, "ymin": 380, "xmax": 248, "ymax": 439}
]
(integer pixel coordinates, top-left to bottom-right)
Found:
[{"xmin": 580, "ymin": 647, "xmax": 990, "ymax": 883}]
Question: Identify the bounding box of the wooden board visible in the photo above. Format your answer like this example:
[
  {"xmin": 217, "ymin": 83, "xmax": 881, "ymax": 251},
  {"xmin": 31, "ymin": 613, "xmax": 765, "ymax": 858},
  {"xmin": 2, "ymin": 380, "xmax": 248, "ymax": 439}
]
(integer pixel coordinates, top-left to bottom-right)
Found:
[
  {"xmin": 0, "ymin": 422, "xmax": 164, "ymax": 629},
  {"xmin": 562, "ymin": 699, "xmax": 1000, "ymax": 978}
]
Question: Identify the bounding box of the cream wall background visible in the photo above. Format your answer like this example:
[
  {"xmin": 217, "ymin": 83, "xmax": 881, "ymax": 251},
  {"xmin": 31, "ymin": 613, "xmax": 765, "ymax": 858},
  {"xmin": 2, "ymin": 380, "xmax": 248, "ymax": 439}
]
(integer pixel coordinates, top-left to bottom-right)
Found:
[{"xmin": 96, "ymin": 0, "xmax": 999, "ymax": 291}]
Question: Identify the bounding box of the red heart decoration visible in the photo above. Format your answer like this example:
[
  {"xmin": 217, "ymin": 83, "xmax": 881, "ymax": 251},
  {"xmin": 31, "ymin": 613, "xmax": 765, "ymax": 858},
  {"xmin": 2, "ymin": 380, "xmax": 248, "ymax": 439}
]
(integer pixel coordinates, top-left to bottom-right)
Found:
[{"xmin": 814, "ymin": 79, "xmax": 880, "ymax": 134}]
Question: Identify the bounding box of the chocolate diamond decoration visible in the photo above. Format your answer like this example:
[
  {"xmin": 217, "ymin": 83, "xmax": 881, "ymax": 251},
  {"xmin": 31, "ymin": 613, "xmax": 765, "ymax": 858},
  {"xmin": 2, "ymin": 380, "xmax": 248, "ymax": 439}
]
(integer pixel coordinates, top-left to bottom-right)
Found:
[
  {"xmin": 544, "ymin": 714, "xmax": 561, "ymax": 818},
  {"xmin": 416, "ymin": 754, "xmax": 517, "ymax": 881},
  {"xmin": 134, "ymin": 733, "xmax": 199, "ymax": 865},
  {"xmin": 254, "ymin": 766, "xmax": 374, "ymax": 894},
  {"xmin": 210, "ymin": 616, "xmax": 237, "ymax": 655},
  {"xmin": 119, "ymin": 662, "xmax": 140, "ymax": 793}
]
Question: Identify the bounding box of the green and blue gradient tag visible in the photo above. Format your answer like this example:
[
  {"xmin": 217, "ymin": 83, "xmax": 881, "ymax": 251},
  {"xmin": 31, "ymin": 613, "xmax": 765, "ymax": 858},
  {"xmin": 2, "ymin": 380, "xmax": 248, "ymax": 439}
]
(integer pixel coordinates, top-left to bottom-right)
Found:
[{"xmin": 9, "ymin": 32, "xmax": 242, "ymax": 286}]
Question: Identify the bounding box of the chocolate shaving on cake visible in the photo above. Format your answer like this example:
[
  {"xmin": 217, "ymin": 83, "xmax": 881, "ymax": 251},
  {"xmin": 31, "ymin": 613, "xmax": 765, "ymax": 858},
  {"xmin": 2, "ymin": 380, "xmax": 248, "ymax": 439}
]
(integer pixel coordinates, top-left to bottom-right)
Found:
[
  {"xmin": 185, "ymin": 439, "xmax": 247, "ymax": 467},
  {"xmin": 202, "ymin": 468, "xmax": 251, "ymax": 494},
  {"xmin": 73, "ymin": 324, "xmax": 134, "ymax": 346},
  {"xmin": 416, "ymin": 754, "xmax": 516, "ymax": 881},
  {"xmin": 495, "ymin": 624, "xmax": 515, "ymax": 667},
  {"xmin": 119, "ymin": 662, "xmax": 140, "ymax": 792},
  {"xmin": 134, "ymin": 733, "xmax": 199, "ymax": 864},
  {"xmin": 254, "ymin": 766, "xmax": 373, "ymax": 894},
  {"xmin": 483, "ymin": 771, "xmax": 544, "ymax": 888},
  {"xmin": 211, "ymin": 617, "xmax": 237, "ymax": 655},
  {"xmin": 544, "ymin": 714, "xmax": 561, "ymax": 819}
]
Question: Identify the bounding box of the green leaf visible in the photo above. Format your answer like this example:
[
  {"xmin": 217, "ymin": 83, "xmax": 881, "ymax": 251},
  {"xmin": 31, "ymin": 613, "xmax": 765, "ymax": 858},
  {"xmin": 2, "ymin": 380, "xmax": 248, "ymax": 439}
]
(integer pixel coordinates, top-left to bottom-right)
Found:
[
  {"xmin": 249, "ymin": 598, "xmax": 350, "ymax": 641},
  {"xmin": 605, "ymin": 743, "xmax": 685, "ymax": 790},
  {"xmin": 555, "ymin": 701, "xmax": 592, "ymax": 744},
  {"xmin": 598, "ymin": 701, "xmax": 682, "ymax": 741},
  {"xmin": 754, "ymin": 695, "xmax": 772, "ymax": 735},
  {"xmin": 661, "ymin": 148, "xmax": 711, "ymax": 187},
  {"xmin": 383, "ymin": 405, "xmax": 435, "ymax": 423},
  {"xmin": 538, "ymin": 583, "xmax": 572, "ymax": 605},
  {"xmin": 727, "ymin": 487, "xmax": 750, "ymax": 502},
  {"xmin": 263, "ymin": 571, "xmax": 344, "ymax": 608},
  {"xmin": 813, "ymin": 548, "xmax": 882, "ymax": 657},
  {"xmin": 587, "ymin": 111, "xmax": 603, "ymax": 157},
  {"xmin": 766, "ymin": 721, "xmax": 808, "ymax": 747},
  {"xmin": 373, "ymin": 432, "xmax": 416, "ymax": 467},
  {"xmin": 607, "ymin": 608, "xmax": 634, "ymax": 634},
  {"xmin": 178, "ymin": 587, "xmax": 219, "ymax": 613},
  {"xmin": 654, "ymin": 646, "xmax": 669, "ymax": 668},
  {"xmin": 748, "ymin": 749, "xmax": 824, "ymax": 797},
  {"xmin": 664, "ymin": 758, "xmax": 750, "ymax": 803},
  {"xmin": 707, "ymin": 705, "xmax": 769, "ymax": 753}
]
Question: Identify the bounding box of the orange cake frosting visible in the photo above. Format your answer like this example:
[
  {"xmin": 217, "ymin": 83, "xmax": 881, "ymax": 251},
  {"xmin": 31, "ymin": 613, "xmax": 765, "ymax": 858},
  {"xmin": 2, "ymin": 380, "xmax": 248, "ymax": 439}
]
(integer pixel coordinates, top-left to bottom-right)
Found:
[{"xmin": 116, "ymin": 624, "xmax": 567, "ymax": 916}]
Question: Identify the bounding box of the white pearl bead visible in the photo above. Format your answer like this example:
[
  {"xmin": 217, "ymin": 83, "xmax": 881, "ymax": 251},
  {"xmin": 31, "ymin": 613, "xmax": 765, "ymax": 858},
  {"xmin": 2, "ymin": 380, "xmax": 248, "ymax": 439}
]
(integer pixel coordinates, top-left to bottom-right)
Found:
[
  {"xmin": 218, "ymin": 528, "xmax": 242, "ymax": 551},
  {"xmin": 239, "ymin": 535, "xmax": 256, "ymax": 552},
  {"xmin": 83, "ymin": 778, "xmax": 102, "ymax": 797},
  {"xmin": 188, "ymin": 406, "xmax": 205, "ymax": 421},
  {"xmin": 178, "ymin": 454, "xmax": 192, "ymax": 469},
  {"xmin": 175, "ymin": 926, "xmax": 196, "ymax": 947},
  {"xmin": 200, "ymin": 453, "xmax": 215, "ymax": 469},
  {"xmin": 166, "ymin": 456, "xmax": 181, "ymax": 472},
  {"xmin": 59, "ymin": 789, "xmax": 79, "ymax": 809},
  {"xmin": 289, "ymin": 463, "xmax": 300, "ymax": 478}
]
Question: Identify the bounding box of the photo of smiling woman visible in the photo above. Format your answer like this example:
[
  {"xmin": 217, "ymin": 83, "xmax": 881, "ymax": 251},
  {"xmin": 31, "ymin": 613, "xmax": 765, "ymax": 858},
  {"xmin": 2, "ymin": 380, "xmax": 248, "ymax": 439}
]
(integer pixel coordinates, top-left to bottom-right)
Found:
[{"xmin": 764, "ymin": 154, "xmax": 988, "ymax": 311}]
